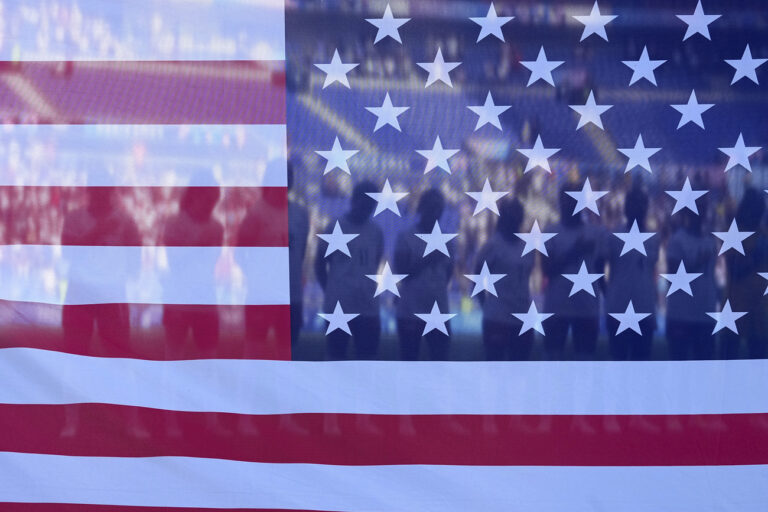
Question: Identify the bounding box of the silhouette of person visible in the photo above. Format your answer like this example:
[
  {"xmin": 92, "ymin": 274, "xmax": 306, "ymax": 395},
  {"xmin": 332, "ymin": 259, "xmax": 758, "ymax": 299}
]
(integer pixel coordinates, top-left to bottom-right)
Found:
[
  {"xmin": 666, "ymin": 202, "xmax": 717, "ymax": 360},
  {"xmin": 162, "ymin": 186, "xmax": 223, "ymax": 359},
  {"xmin": 476, "ymin": 198, "xmax": 535, "ymax": 360},
  {"xmin": 394, "ymin": 189, "xmax": 453, "ymax": 360},
  {"xmin": 543, "ymin": 184, "xmax": 608, "ymax": 360},
  {"xmin": 61, "ymin": 187, "xmax": 140, "ymax": 355},
  {"xmin": 236, "ymin": 173, "xmax": 297, "ymax": 358},
  {"xmin": 235, "ymin": 167, "xmax": 305, "ymax": 434},
  {"xmin": 605, "ymin": 185, "xmax": 659, "ymax": 360},
  {"xmin": 722, "ymin": 188, "xmax": 768, "ymax": 359},
  {"xmin": 314, "ymin": 181, "xmax": 383, "ymax": 360},
  {"xmin": 162, "ymin": 185, "xmax": 227, "ymax": 435},
  {"xmin": 60, "ymin": 187, "xmax": 142, "ymax": 437}
]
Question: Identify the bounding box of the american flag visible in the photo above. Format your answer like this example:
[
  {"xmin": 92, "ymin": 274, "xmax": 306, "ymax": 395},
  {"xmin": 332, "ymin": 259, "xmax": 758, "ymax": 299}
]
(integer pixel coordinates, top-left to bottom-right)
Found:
[{"xmin": 1, "ymin": 0, "xmax": 768, "ymax": 510}]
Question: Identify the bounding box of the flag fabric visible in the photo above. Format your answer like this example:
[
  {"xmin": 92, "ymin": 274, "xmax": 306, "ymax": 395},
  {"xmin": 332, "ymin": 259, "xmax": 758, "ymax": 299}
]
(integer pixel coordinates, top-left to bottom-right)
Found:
[{"xmin": 1, "ymin": 0, "xmax": 768, "ymax": 511}]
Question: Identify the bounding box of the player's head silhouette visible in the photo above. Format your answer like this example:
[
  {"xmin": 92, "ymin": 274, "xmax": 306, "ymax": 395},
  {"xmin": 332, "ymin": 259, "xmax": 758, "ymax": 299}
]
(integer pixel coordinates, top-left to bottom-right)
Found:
[
  {"xmin": 348, "ymin": 180, "xmax": 378, "ymax": 223},
  {"xmin": 180, "ymin": 186, "xmax": 220, "ymax": 222},
  {"xmin": 625, "ymin": 184, "xmax": 649, "ymax": 227},
  {"xmin": 86, "ymin": 187, "xmax": 117, "ymax": 217},
  {"xmin": 417, "ymin": 188, "xmax": 445, "ymax": 229},
  {"xmin": 736, "ymin": 187, "xmax": 766, "ymax": 232},
  {"xmin": 497, "ymin": 197, "xmax": 524, "ymax": 242}
]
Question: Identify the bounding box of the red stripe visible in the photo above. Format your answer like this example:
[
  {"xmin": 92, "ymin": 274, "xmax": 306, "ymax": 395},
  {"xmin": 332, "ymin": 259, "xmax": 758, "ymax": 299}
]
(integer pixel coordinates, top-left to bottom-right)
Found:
[
  {"xmin": 0, "ymin": 186, "xmax": 287, "ymax": 247},
  {"xmin": 2, "ymin": 404, "xmax": 767, "ymax": 466},
  {"xmin": 0, "ymin": 302, "xmax": 291, "ymax": 360},
  {"xmin": 0, "ymin": 505, "xmax": 324, "ymax": 512},
  {"xmin": 0, "ymin": 61, "xmax": 285, "ymax": 124}
]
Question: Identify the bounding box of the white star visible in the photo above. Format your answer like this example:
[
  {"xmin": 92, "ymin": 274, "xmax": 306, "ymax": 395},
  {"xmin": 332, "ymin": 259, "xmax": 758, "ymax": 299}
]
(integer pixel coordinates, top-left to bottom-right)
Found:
[
  {"xmin": 415, "ymin": 301, "xmax": 456, "ymax": 336},
  {"xmin": 465, "ymin": 178, "xmax": 509, "ymax": 215},
  {"xmin": 366, "ymin": 262, "xmax": 407, "ymax": 297},
  {"xmin": 609, "ymin": 301, "xmax": 651, "ymax": 335},
  {"xmin": 318, "ymin": 301, "xmax": 359, "ymax": 335},
  {"xmin": 316, "ymin": 221, "xmax": 359, "ymax": 257},
  {"xmin": 517, "ymin": 135, "xmax": 561, "ymax": 173},
  {"xmin": 512, "ymin": 301, "xmax": 553, "ymax": 335},
  {"xmin": 467, "ymin": 92, "xmax": 510, "ymax": 131},
  {"xmin": 719, "ymin": 133, "xmax": 761, "ymax": 172},
  {"xmin": 759, "ymin": 273, "xmax": 768, "ymax": 295},
  {"xmin": 671, "ymin": 90, "xmax": 714, "ymax": 129},
  {"xmin": 465, "ymin": 262, "xmax": 506, "ymax": 297},
  {"xmin": 573, "ymin": 1, "xmax": 617, "ymax": 42},
  {"xmin": 666, "ymin": 177, "xmax": 708, "ymax": 215},
  {"xmin": 415, "ymin": 221, "xmax": 458, "ymax": 257},
  {"xmin": 661, "ymin": 261, "xmax": 702, "ymax": 297},
  {"xmin": 515, "ymin": 220, "xmax": 557, "ymax": 256},
  {"xmin": 315, "ymin": 137, "xmax": 358, "ymax": 175},
  {"xmin": 707, "ymin": 300, "xmax": 747, "ymax": 335},
  {"xmin": 617, "ymin": 134, "xmax": 661, "ymax": 174},
  {"xmin": 520, "ymin": 46, "xmax": 564, "ymax": 87},
  {"xmin": 676, "ymin": 1, "xmax": 721, "ymax": 41},
  {"xmin": 622, "ymin": 46, "xmax": 666, "ymax": 86},
  {"xmin": 613, "ymin": 220, "xmax": 655, "ymax": 256},
  {"xmin": 417, "ymin": 48, "xmax": 461, "ymax": 88},
  {"xmin": 713, "ymin": 220, "xmax": 755, "ymax": 256},
  {"xmin": 562, "ymin": 261, "xmax": 604, "ymax": 297},
  {"xmin": 569, "ymin": 90, "xmax": 613, "ymax": 130},
  {"xmin": 365, "ymin": 4, "xmax": 410, "ymax": 44},
  {"xmin": 365, "ymin": 92, "xmax": 409, "ymax": 132},
  {"xmin": 725, "ymin": 45, "xmax": 767, "ymax": 85},
  {"xmin": 314, "ymin": 49, "xmax": 358, "ymax": 88},
  {"xmin": 416, "ymin": 136, "xmax": 460, "ymax": 174},
  {"xmin": 366, "ymin": 179, "xmax": 409, "ymax": 216},
  {"xmin": 565, "ymin": 178, "xmax": 609, "ymax": 215},
  {"xmin": 469, "ymin": 2, "xmax": 513, "ymax": 42}
]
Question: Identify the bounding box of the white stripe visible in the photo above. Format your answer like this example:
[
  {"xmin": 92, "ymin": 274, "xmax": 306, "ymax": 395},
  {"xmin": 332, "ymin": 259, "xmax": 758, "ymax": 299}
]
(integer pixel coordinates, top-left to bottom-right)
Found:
[
  {"xmin": 1, "ymin": 348, "xmax": 767, "ymax": 415},
  {"xmin": 0, "ymin": 124, "xmax": 287, "ymax": 187},
  {"xmin": 4, "ymin": 0, "xmax": 285, "ymax": 61},
  {"xmin": 0, "ymin": 246, "xmax": 288, "ymax": 305},
  {"xmin": 0, "ymin": 452, "xmax": 765, "ymax": 511}
]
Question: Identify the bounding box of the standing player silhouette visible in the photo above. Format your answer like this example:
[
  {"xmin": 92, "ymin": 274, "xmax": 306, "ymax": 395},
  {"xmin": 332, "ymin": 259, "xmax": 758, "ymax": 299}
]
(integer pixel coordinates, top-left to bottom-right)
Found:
[
  {"xmin": 394, "ymin": 189, "xmax": 453, "ymax": 360},
  {"xmin": 314, "ymin": 181, "xmax": 383, "ymax": 360},
  {"xmin": 60, "ymin": 187, "xmax": 142, "ymax": 437},
  {"xmin": 162, "ymin": 186, "xmax": 223, "ymax": 359},
  {"xmin": 722, "ymin": 188, "xmax": 768, "ymax": 358},
  {"xmin": 666, "ymin": 201, "xmax": 717, "ymax": 360},
  {"xmin": 543, "ymin": 184, "xmax": 608, "ymax": 360},
  {"xmin": 475, "ymin": 198, "xmax": 535, "ymax": 360},
  {"xmin": 605, "ymin": 185, "xmax": 659, "ymax": 360}
]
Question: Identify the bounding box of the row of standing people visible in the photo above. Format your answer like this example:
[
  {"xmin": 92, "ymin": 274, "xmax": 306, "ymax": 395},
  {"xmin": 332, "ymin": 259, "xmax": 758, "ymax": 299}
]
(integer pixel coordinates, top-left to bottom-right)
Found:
[
  {"xmin": 57, "ymin": 184, "xmax": 297, "ymax": 436},
  {"xmin": 59, "ymin": 185, "xmax": 299, "ymax": 357},
  {"xmin": 314, "ymin": 181, "xmax": 768, "ymax": 361}
]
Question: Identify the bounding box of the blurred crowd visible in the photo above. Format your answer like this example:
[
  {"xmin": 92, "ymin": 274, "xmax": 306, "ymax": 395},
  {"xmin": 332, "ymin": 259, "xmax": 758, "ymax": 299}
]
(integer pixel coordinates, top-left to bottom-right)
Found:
[{"xmin": 1, "ymin": 0, "xmax": 281, "ymax": 60}]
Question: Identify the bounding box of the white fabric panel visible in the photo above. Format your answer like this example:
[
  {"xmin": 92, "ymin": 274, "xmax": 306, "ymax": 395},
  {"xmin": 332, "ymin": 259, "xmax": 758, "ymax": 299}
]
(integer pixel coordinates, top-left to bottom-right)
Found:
[
  {"xmin": 1, "ymin": 348, "xmax": 767, "ymax": 415},
  {"xmin": 0, "ymin": 452, "xmax": 766, "ymax": 511},
  {"xmin": 0, "ymin": 246, "xmax": 289, "ymax": 305},
  {"xmin": 0, "ymin": 124, "xmax": 287, "ymax": 187}
]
